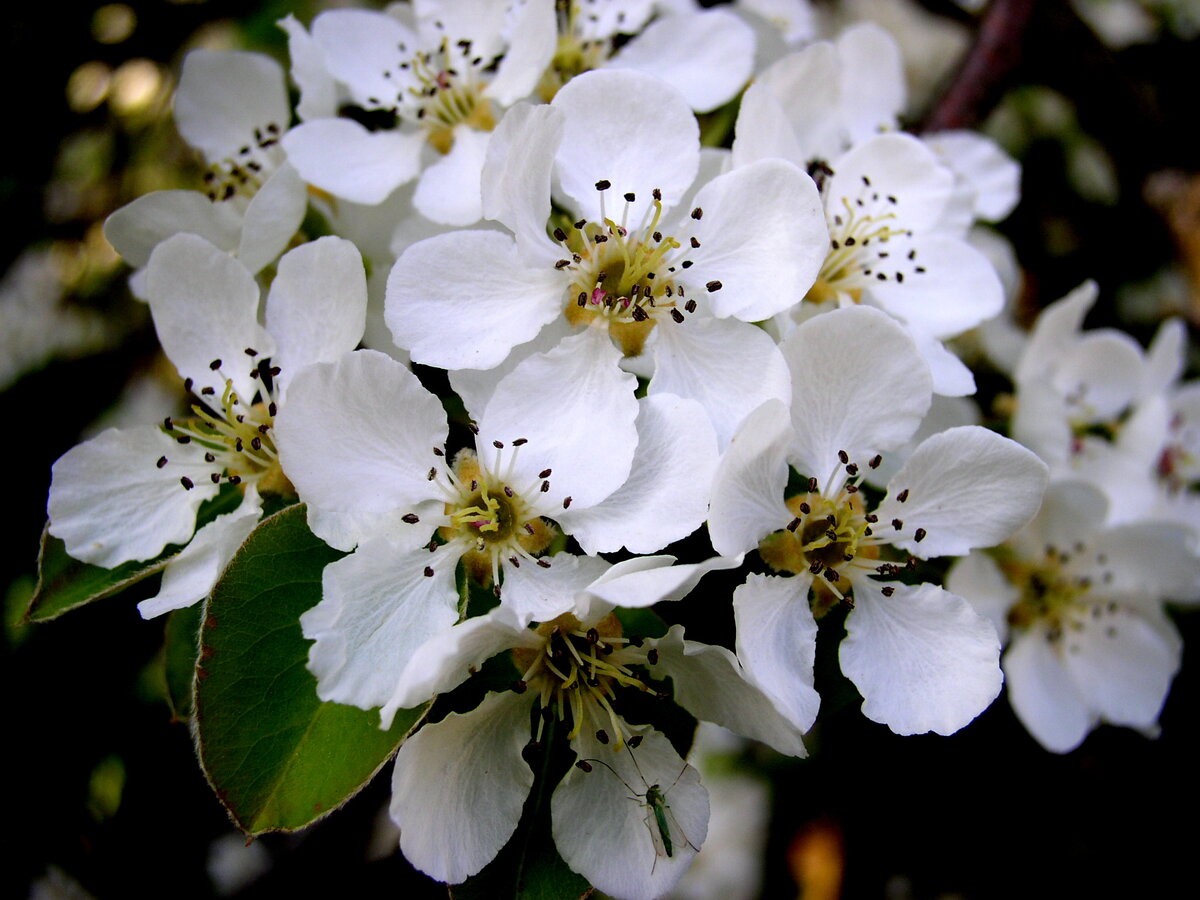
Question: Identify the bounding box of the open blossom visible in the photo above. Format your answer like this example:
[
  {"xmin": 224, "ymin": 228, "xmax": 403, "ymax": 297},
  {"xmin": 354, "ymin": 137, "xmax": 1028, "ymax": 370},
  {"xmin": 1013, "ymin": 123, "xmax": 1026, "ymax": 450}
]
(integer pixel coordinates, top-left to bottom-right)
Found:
[
  {"xmin": 388, "ymin": 68, "xmax": 827, "ymax": 445},
  {"xmin": 708, "ymin": 306, "xmax": 1048, "ymax": 735},
  {"xmin": 947, "ymin": 480, "xmax": 1200, "ymax": 752},
  {"xmin": 385, "ymin": 566, "xmax": 806, "ymax": 899},
  {"xmin": 105, "ymin": 50, "xmax": 307, "ymax": 286},
  {"xmin": 529, "ymin": 0, "xmax": 756, "ymax": 111},
  {"xmin": 273, "ymin": 338, "xmax": 721, "ymax": 720},
  {"xmin": 281, "ymin": 2, "xmax": 556, "ymax": 224},
  {"xmin": 47, "ymin": 234, "xmax": 367, "ymax": 617}
]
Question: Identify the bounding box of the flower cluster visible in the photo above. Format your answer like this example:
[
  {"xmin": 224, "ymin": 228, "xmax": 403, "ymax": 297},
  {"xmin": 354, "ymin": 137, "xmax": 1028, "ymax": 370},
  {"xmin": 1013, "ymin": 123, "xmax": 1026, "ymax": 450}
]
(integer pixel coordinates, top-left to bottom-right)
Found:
[{"xmin": 40, "ymin": 3, "xmax": 1197, "ymax": 898}]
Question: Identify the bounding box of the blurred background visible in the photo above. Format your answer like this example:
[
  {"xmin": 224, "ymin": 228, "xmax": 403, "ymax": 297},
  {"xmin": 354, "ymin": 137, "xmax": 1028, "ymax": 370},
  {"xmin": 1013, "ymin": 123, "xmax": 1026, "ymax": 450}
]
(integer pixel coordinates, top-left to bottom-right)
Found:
[{"xmin": 4, "ymin": 1, "xmax": 1198, "ymax": 898}]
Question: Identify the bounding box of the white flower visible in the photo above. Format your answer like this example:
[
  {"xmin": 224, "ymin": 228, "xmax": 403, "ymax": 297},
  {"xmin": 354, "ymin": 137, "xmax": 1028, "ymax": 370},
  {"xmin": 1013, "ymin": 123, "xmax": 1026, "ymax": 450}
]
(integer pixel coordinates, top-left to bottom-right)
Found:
[
  {"xmin": 274, "ymin": 339, "xmax": 724, "ymax": 719},
  {"xmin": 387, "ymin": 69, "xmax": 827, "ymax": 445},
  {"xmin": 281, "ymin": 2, "xmax": 555, "ymax": 224},
  {"xmin": 752, "ymin": 132, "xmax": 1005, "ymax": 396},
  {"xmin": 948, "ymin": 480, "xmax": 1200, "ymax": 752},
  {"xmin": 708, "ymin": 306, "xmax": 1048, "ymax": 735},
  {"xmin": 385, "ymin": 562, "xmax": 805, "ymax": 898},
  {"xmin": 530, "ymin": 0, "xmax": 757, "ymax": 112},
  {"xmin": 104, "ymin": 50, "xmax": 307, "ymax": 285},
  {"xmin": 47, "ymin": 234, "xmax": 367, "ymax": 617}
]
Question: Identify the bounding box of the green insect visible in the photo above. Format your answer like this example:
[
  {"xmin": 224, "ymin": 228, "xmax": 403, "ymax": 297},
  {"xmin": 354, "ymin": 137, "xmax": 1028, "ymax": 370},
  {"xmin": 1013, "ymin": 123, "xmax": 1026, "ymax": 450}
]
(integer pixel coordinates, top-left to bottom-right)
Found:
[{"xmin": 576, "ymin": 742, "xmax": 698, "ymax": 866}]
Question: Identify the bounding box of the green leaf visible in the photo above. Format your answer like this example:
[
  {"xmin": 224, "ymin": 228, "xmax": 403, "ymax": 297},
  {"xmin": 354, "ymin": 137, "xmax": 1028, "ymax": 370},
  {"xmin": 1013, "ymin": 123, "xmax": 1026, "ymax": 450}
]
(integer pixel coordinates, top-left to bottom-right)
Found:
[
  {"xmin": 26, "ymin": 485, "xmax": 247, "ymax": 623},
  {"xmin": 163, "ymin": 603, "xmax": 203, "ymax": 722},
  {"xmin": 195, "ymin": 503, "xmax": 427, "ymax": 834}
]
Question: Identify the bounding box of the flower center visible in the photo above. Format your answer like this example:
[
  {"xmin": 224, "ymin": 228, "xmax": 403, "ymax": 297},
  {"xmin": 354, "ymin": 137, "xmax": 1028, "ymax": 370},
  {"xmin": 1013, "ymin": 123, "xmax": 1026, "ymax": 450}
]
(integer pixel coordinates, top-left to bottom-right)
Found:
[
  {"xmin": 364, "ymin": 35, "xmax": 495, "ymax": 154},
  {"xmin": 512, "ymin": 613, "xmax": 653, "ymax": 750},
  {"xmin": 756, "ymin": 451, "xmax": 924, "ymax": 615},
  {"xmin": 159, "ymin": 352, "xmax": 289, "ymax": 495},
  {"xmin": 203, "ymin": 122, "xmax": 285, "ymax": 204},
  {"xmin": 554, "ymin": 184, "xmax": 712, "ymax": 356},
  {"xmin": 432, "ymin": 443, "xmax": 555, "ymax": 589},
  {"xmin": 806, "ymin": 176, "xmax": 925, "ymax": 305},
  {"xmin": 537, "ymin": 30, "xmax": 607, "ymax": 101}
]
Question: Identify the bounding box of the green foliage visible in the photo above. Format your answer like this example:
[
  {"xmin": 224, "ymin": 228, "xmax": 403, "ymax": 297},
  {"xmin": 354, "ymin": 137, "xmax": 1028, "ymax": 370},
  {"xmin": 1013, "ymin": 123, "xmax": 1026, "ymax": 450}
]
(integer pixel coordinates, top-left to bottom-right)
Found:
[
  {"xmin": 194, "ymin": 504, "xmax": 428, "ymax": 834},
  {"xmin": 26, "ymin": 486, "xmax": 245, "ymax": 622},
  {"xmin": 163, "ymin": 603, "xmax": 203, "ymax": 722}
]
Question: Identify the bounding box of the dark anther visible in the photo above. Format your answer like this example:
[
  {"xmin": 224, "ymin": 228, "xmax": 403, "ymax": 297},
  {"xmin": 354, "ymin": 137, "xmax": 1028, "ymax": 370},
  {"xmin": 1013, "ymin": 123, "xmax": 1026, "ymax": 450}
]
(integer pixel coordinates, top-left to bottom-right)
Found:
[
  {"xmin": 228, "ymin": 475, "xmax": 241, "ymax": 485},
  {"xmin": 183, "ymin": 378, "xmax": 194, "ymax": 392},
  {"xmin": 844, "ymin": 236, "xmax": 856, "ymax": 246},
  {"xmin": 914, "ymin": 528, "xmax": 927, "ymax": 543},
  {"xmin": 537, "ymin": 559, "xmax": 552, "ymax": 568},
  {"xmin": 210, "ymin": 473, "xmax": 221, "ymax": 484},
  {"xmin": 846, "ymin": 463, "xmax": 858, "ymax": 475},
  {"xmin": 824, "ymin": 567, "xmax": 840, "ymax": 581},
  {"xmin": 681, "ymin": 260, "xmax": 693, "ymax": 268},
  {"xmin": 798, "ymin": 502, "xmax": 811, "ymax": 514},
  {"xmin": 156, "ymin": 456, "xmax": 168, "ymax": 468},
  {"xmin": 504, "ymin": 486, "xmax": 514, "ymax": 497},
  {"xmin": 555, "ymin": 259, "xmax": 571, "ymax": 269},
  {"xmin": 838, "ymin": 450, "xmax": 849, "ymax": 464},
  {"xmin": 180, "ymin": 476, "xmax": 194, "ymax": 490},
  {"xmin": 690, "ymin": 236, "xmax": 700, "ymax": 248},
  {"xmin": 846, "ymin": 484, "xmax": 859, "ymax": 493},
  {"xmin": 235, "ymin": 438, "xmax": 244, "ymax": 452},
  {"xmin": 540, "ymin": 481, "xmax": 550, "ymax": 493},
  {"xmin": 576, "ymin": 759, "xmax": 593, "ymax": 772},
  {"xmin": 268, "ymin": 402, "xmax": 278, "ymax": 417},
  {"xmin": 897, "ymin": 489, "xmax": 909, "ymax": 503},
  {"xmin": 869, "ymin": 455, "xmax": 881, "ymax": 468},
  {"xmin": 423, "ymin": 567, "xmax": 434, "ymax": 577},
  {"xmin": 786, "ymin": 517, "xmax": 802, "ymax": 531},
  {"xmin": 163, "ymin": 416, "xmax": 174, "ymax": 430},
  {"xmin": 865, "ymin": 513, "xmax": 878, "ymax": 523},
  {"xmin": 586, "ymin": 628, "xmax": 600, "ymax": 644},
  {"xmin": 402, "ymin": 513, "xmax": 420, "ymax": 524},
  {"xmin": 563, "ymin": 496, "xmax": 572, "ymax": 508},
  {"xmin": 690, "ymin": 207, "xmax": 703, "ymax": 220},
  {"xmin": 578, "ymin": 292, "xmax": 587, "ymax": 307},
  {"xmin": 176, "ymin": 435, "xmax": 192, "ymax": 445},
  {"xmin": 705, "ymin": 280, "xmax": 723, "ymax": 292},
  {"xmin": 209, "ymin": 359, "xmax": 222, "ymax": 370},
  {"xmin": 427, "ymin": 467, "xmax": 437, "ymax": 480},
  {"xmin": 809, "ymin": 560, "xmax": 824, "ymax": 574},
  {"xmin": 808, "ymin": 476, "xmax": 819, "ymax": 492},
  {"xmin": 685, "ymin": 299, "xmax": 696, "ymax": 313},
  {"xmin": 652, "ymin": 188, "xmax": 662, "ymax": 200},
  {"xmin": 595, "ymin": 179, "xmax": 611, "ymax": 191},
  {"xmin": 892, "ymin": 518, "xmax": 903, "ymax": 530},
  {"xmin": 512, "ymin": 680, "xmax": 528, "ymax": 694},
  {"xmin": 623, "ymin": 192, "xmax": 635, "ymax": 202},
  {"xmin": 554, "ymin": 227, "xmax": 567, "ymax": 241},
  {"xmin": 670, "ymin": 308, "xmax": 685, "ymax": 323},
  {"xmin": 628, "ymin": 734, "xmax": 644, "ymax": 749},
  {"xmin": 251, "ymin": 437, "xmax": 262, "ymax": 451},
  {"xmin": 631, "ymin": 306, "xmax": 648, "ymax": 322},
  {"xmin": 646, "ymin": 649, "xmax": 659, "ymax": 665},
  {"xmin": 539, "ymin": 468, "xmax": 552, "ymax": 478},
  {"xmin": 596, "ymin": 729, "xmax": 609, "ymax": 744}
]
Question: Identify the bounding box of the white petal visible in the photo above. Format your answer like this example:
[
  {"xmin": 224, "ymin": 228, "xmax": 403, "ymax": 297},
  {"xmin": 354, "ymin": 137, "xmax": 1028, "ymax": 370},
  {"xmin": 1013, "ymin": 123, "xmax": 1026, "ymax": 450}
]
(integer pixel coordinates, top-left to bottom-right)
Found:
[
  {"xmin": 480, "ymin": 102, "xmax": 563, "ymax": 265},
  {"xmin": 265, "ymin": 236, "xmax": 367, "ymax": 390},
  {"xmin": 649, "ymin": 315, "xmax": 791, "ymax": 449},
  {"xmin": 875, "ymin": 426, "xmax": 1048, "ymax": 558},
  {"xmin": 827, "ymin": 134, "xmax": 953, "ymax": 234},
  {"xmin": 174, "ymin": 50, "xmax": 289, "ymax": 161},
  {"xmin": 237, "ymin": 162, "xmax": 308, "ymax": 274},
  {"xmin": 607, "ymin": 10, "xmax": 755, "ymax": 113},
  {"xmin": 48, "ymin": 426, "xmax": 217, "ymax": 568},
  {"xmin": 103, "ymin": 191, "xmax": 241, "ymax": 268},
  {"xmin": 707, "ymin": 399, "xmax": 793, "ymax": 557},
  {"xmin": 484, "ymin": 0, "xmax": 558, "ymax": 106},
  {"xmin": 301, "ymin": 539, "xmax": 460, "ymax": 723},
  {"xmin": 413, "ymin": 126, "xmax": 491, "ymax": 226},
  {"xmin": 552, "ymin": 69, "xmax": 699, "ymax": 223},
  {"xmin": 391, "ymin": 603, "xmax": 537, "ymax": 712},
  {"xmin": 781, "ymin": 306, "xmax": 931, "ymax": 479},
  {"xmin": 386, "ymin": 230, "xmax": 564, "ymax": 369},
  {"xmin": 923, "ymin": 131, "xmax": 1021, "ymax": 222},
  {"xmin": 1003, "ymin": 627, "xmax": 1096, "ymax": 753},
  {"xmin": 647, "ymin": 624, "xmax": 807, "ymax": 757},
  {"xmin": 686, "ymin": 159, "xmax": 827, "ymax": 322},
  {"xmin": 1050, "ymin": 331, "xmax": 1144, "ymax": 423},
  {"xmin": 739, "ymin": 43, "xmax": 841, "ymax": 164},
  {"xmin": 1061, "ymin": 605, "xmax": 1181, "ymax": 729},
  {"xmin": 729, "ymin": 79, "xmax": 806, "ymax": 170},
  {"xmin": 144, "ymin": 233, "xmax": 274, "ymax": 400},
  {"xmin": 553, "ymin": 728, "xmax": 707, "ymax": 900},
  {"xmin": 273, "ymin": 350, "xmax": 448, "ymax": 547},
  {"xmin": 867, "ymin": 236, "xmax": 1004, "ymax": 339},
  {"xmin": 278, "ymin": 14, "xmax": 338, "ymax": 121},
  {"xmin": 1140, "ymin": 317, "xmax": 1186, "ymax": 399},
  {"xmin": 729, "ymin": 572, "xmax": 819, "ymax": 730},
  {"xmin": 499, "ymin": 552, "xmax": 611, "ymax": 626},
  {"xmin": 283, "ymin": 119, "xmax": 424, "ymax": 205},
  {"xmin": 1014, "ymin": 280, "xmax": 1097, "ymax": 384},
  {"xmin": 908, "ymin": 329, "xmax": 977, "ymax": 397},
  {"xmin": 391, "ymin": 691, "xmax": 534, "ymax": 883},
  {"xmin": 585, "ymin": 554, "xmax": 744, "ymax": 613},
  {"xmin": 312, "ymin": 9, "xmax": 418, "ymax": 107},
  {"xmin": 563, "ymin": 394, "xmax": 718, "ymax": 554},
  {"xmin": 835, "ymin": 23, "xmax": 905, "ymax": 148},
  {"xmin": 841, "ymin": 579, "xmax": 1002, "ymax": 735},
  {"xmin": 479, "ymin": 329, "xmax": 640, "ymax": 509},
  {"xmin": 138, "ymin": 488, "xmax": 262, "ymax": 618},
  {"xmin": 447, "ymin": 318, "xmax": 572, "ymax": 419},
  {"xmin": 944, "ymin": 551, "xmax": 1019, "ymax": 643}
]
